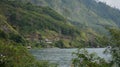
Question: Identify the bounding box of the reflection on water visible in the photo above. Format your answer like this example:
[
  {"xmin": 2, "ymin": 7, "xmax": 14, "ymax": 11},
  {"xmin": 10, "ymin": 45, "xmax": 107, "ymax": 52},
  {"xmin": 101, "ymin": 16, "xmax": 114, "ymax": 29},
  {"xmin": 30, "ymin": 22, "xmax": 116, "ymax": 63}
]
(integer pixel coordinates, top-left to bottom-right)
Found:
[{"xmin": 30, "ymin": 48, "xmax": 111, "ymax": 67}]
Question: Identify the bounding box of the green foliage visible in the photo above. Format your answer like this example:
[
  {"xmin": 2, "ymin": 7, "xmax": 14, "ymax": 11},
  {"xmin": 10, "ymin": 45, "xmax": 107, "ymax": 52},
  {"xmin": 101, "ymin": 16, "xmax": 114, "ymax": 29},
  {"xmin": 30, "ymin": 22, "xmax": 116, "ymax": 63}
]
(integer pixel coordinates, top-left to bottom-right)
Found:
[
  {"xmin": 42, "ymin": 7, "xmax": 65, "ymax": 21},
  {"xmin": 0, "ymin": 41, "xmax": 33, "ymax": 67},
  {"xmin": 0, "ymin": 29, "xmax": 8, "ymax": 39},
  {"xmin": 0, "ymin": 40, "xmax": 57, "ymax": 67},
  {"xmin": 9, "ymin": 33, "xmax": 25, "ymax": 44},
  {"xmin": 72, "ymin": 48, "xmax": 111, "ymax": 67},
  {"xmin": 107, "ymin": 28, "xmax": 120, "ymax": 66},
  {"xmin": 111, "ymin": 47, "xmax": 120, "ymax": 67},
  {"xmin": 55, "ymin": 40, "xmax": 65, "ymax": 48},
  {"xmin": 109, "ymin": 28, "xmax": 120, "ymax": 45},
  {"xmin": 0, "ymin": 28, "xmax": 25, "ymax": 44}
]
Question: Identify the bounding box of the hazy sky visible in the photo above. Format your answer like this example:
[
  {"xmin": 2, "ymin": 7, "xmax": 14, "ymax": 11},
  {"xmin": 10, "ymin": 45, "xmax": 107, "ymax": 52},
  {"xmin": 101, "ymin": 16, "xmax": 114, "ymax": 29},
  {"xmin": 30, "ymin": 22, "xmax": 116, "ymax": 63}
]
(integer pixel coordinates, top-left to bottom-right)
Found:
[{"xmin": 98, "ymin": 0, "xmax": 120, "ymax": 9}]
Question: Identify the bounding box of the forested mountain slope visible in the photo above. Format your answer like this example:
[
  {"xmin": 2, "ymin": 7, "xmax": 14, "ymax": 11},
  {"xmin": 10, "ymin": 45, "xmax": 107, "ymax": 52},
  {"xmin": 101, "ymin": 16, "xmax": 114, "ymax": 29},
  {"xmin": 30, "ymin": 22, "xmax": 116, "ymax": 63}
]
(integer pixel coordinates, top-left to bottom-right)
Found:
[
  {"xmin": 0, "ymin": 0, "xmax": 120, "ymax": 48},
  {"xmin": 28, "ymin": 0, "xmax": 120, "ymax": 35},
  {"xmin": 0, "ymin": 0, "xmax": 81, "ymax": 48},
  {"xmin": 0, "ymin": 1, "xmax": 61, "ymax": 67}
]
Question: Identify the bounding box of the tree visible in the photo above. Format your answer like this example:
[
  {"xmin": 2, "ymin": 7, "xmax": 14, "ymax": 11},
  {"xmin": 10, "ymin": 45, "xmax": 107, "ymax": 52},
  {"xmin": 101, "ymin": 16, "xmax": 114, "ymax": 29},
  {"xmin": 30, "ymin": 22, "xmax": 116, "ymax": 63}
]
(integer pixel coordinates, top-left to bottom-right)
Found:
[{"xmin": 72, "ymin": 48, "xmax": 111, "ymax": 67}]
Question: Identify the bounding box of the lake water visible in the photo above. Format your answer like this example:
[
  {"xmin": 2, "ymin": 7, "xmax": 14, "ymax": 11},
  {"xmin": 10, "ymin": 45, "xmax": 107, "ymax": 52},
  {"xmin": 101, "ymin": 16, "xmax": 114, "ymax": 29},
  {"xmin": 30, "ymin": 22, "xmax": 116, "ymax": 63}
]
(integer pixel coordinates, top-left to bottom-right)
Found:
[{"xmin": 30, "ymin": 48, "xmax": 111, "ymax": 67}]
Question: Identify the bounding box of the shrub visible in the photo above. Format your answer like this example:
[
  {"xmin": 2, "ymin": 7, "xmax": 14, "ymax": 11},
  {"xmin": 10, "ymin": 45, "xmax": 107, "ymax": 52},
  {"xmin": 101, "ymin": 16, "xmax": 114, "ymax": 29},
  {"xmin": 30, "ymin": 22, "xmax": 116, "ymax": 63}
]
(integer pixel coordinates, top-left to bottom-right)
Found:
[
  {"xmin": 0, "ymin": 41, "xmax": 57, "ymax": 67},
  {"xmin": 0, "ymin": 30, "xmax": 8, "ymax": 39},
  {"xmin": 72, "ymin": 48, "xmax": 111, "ymax": 67}
]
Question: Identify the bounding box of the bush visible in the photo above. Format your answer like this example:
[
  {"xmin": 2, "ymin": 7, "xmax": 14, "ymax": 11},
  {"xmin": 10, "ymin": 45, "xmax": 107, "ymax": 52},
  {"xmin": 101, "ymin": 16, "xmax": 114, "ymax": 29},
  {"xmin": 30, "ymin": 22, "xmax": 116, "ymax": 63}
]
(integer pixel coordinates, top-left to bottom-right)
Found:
[
  {"xmin": 0, "ymin": 41, "xmax": 34, "ymax": 67},
  {"xmin": 9, "ymin": 33, "xmax": 25, "ymax": 43},
  {"xmin": 72, "ymin": 48, "xmax": 111, "ymax": 67},
  {"xmin": 0, "ymin": 41, "xmax": 57, "ymax": 67},
  {"xmin": 55, "ymin": 40, "xmax": 65, "ymax": 48},
  {"xmin": 0, "ymin": 30, "xmax": 8, "ymax": 39}
]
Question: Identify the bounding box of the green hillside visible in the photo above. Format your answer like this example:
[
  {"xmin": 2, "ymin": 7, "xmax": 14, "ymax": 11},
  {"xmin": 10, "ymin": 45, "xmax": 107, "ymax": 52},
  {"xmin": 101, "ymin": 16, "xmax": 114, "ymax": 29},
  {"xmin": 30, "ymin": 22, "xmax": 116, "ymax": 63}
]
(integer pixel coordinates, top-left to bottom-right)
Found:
[
  {"xmin": 0, "ymin": 0, "xmax": 79, "ymax": 67},
  {"xmin": 1, "ymin": 0, "xmax": 120, "ymax": 48},
  {"xmin": 29, "ymin": 0, "xmax": 120, "ymax": 35},
  {"xmin": 0, "ymin": 0, "xmax": 120, "ymax": 67},
  {"xmin": 0, "ymin": 0, "xmax": 82, "ymax": 48}
]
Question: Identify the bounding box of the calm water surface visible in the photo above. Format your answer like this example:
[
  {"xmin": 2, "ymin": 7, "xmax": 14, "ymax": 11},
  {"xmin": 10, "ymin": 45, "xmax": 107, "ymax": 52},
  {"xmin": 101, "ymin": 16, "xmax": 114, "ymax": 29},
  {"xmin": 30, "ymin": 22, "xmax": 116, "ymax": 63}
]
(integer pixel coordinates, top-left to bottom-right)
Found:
[{"xmin": 30, "ymin": 48, "xmax": 111, "ymax": 67}]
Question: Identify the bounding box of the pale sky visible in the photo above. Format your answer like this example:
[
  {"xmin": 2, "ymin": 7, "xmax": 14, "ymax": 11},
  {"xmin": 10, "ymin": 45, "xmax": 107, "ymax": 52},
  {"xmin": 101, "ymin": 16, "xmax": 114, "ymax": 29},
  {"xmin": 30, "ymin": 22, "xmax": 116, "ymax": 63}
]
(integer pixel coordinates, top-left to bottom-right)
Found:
[{"xmin": 98, "ymin": 0, "xmax": 120, "ymax": 9}]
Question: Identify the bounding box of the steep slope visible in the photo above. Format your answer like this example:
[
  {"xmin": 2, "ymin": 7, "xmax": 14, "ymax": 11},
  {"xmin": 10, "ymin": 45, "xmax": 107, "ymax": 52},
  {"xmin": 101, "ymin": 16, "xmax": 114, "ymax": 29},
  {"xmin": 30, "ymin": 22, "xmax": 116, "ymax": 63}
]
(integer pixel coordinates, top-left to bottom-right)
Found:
[
  {"xmin": 28, "ymin": 0, "xmax": 120, "ymax": 35},
  {"xmin": 0, "ymin": 0, "xmax": 81, "ymax": 48},
  {"xmin": 0, "ymin": 1, "xmax": 72, "ymax": 67},
  {"xmin": 0, "ymin": 9, "xmax": 54, "ymax": 67},
  {"xmin": 1, "ymin": 0, "xmax": 118, "ymax": 48},
  {"xmin": 0, "ymin": 14, "xmax": 26, "ymax": 44}
]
